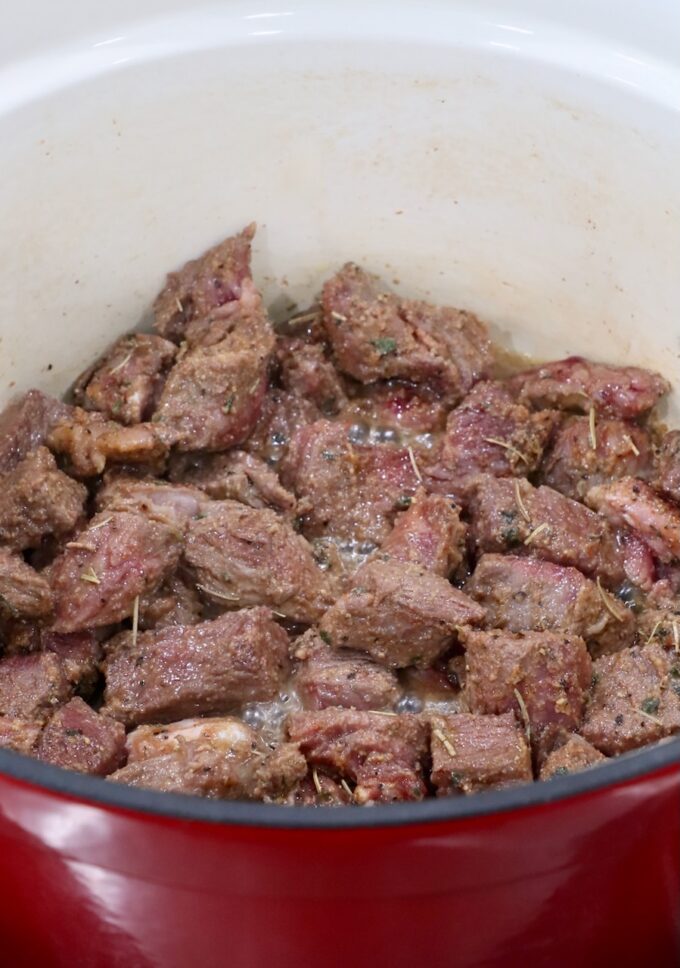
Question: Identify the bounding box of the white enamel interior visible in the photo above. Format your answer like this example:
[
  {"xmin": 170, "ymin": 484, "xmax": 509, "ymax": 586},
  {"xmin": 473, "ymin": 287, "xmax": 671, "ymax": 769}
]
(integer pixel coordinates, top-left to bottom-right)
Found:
[{"xmin": 1, "ymin": 1, "xmax": 679, "ymax": 414}]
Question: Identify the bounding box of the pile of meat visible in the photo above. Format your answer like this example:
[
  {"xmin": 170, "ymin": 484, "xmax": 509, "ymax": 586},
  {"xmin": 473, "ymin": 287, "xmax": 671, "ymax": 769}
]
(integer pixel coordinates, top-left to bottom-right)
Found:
[{"xmin": 2, "ymin": 223, "xmax": 680, "ymax": 807}]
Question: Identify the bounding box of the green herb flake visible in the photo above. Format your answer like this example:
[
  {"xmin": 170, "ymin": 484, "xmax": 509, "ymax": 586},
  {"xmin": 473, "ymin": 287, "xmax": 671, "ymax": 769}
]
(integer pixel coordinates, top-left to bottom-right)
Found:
[
  {"xmin": 111, "ymin": 399, "xmax": 123, "ymax": 416},
  {"xmin": 670, "ymin": 666, "xmax": 680, "ymax": 679},
  {"xmin": 501, "ymin": 526, "xmax": 521, "ymax": 545},
  {"xmin": 222, "ymin": 393, "xmax": 235, "ymax": 414},
  {"xmin": 641, "ymin": 697, "xmax": 660, "ymax": 715},
  {"xmin": 321, "ymin": 450, "xmax": 337, "ymax": 461},
  {"xmin": 552, "ymin": 766, "xmax": 570, "ymax": 776},
  {"xmin": 395, "ymin": 495, "xmax": 412, "ymax": 510},
  {"xmin": 64, "ymin": 728, "xmax": 82, "ymax": 737},
  {"xmin": 370, "ymin": 337, "xmax": 398, "ymax": 357},
  {"xmin": 319, "ymin": 630, "xmax": 332, "ymax": 646},
  {"xmin": 450, "ymin": 772, "xmax": 463, "ymax": 789}
]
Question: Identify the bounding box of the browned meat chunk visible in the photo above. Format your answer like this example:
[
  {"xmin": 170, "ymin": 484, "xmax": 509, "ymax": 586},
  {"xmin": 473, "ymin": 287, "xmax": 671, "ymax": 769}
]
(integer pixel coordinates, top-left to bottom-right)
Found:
[
  {"xmin": 287, "ymin": 708, "xmax": 428, "ymax": 803},
  {"xmin": 379, "ymin": 489, "xmax": 465, "ymax": 577},
  {"xmin": 0, "ymin": 653, "xmax": 71, "ymax": 721},
  {"xmin": 75, "ymin": 333, "xmax": 176, "ymax": 424},
  {"xmin": 49, "ymin": 509, "xmax": 181, "ymax": 632},
  {"xmin": 153, "ymin": 302, "xmax": 275, "ymax": 453},
  {"xmin": 587, "ymin": 478, "xmax": 680, "ymax": 564},
  {"xmin": 48, "ymin": 408, "xmax": 168, "ymax": 477},
  {"xmin": 169, "ymin": 450, "xmax": 296, "ymax": 514},
  {"xmin": 469, "ymin": 475, "xmax": 627, "ymax": 588},
  {"xmin": 322, "ymin": 263, "xmax": 493, "ymax": 404},
  {"xmin": 320, "ymin": 559, "xmax": 484, "ymax": 668},
  {"xmin": 285, "ymin": 772, "xmax": 352, "ymax": 806},
  {"xmin": 293, "ymin": 630, "xmax": 401, "ymax": 711},
  {"xmin": 509, "ymin": 356, "xmax": 669, "ymax": 419},
  {"xmin": 244, "ymin": 389, "xmax": 320, "ymax": 466},
  {"xmin": 0, "ymin": 446, "xmax": 86, "ymax": 550},
  {"xmin": 37, "ymin": 697, "xmax": 126, "ymax": 775},
  {"xmin": 277, "ymin": 337, "xmax": 347, "ymax": 415},
  {"xmin": 655, "ymin": 430, "xmax": 680, "ymax": 504},
  {"xmin": 467, "ymin": 554, "xmax": 634, "ymax": 657},
  {"xmin": 582, "ymin": 643, "xmax": 680, "ymax": 754},
  {"xmin": 184, "ymin": 500, "xmax": 333, "ymax": 623},
  {"xmin": 462, "ymin": 628, "xmax": 592, "ymax": 755},
  {"xmin": 0, "ymin": 389, "xmax": 71, "ymax": 473},
  {"xmin": 539, "ymin": 734, "xmax": 606, "ymax": 779},
  {"xmin": 429, "ymin": 712, "xmax": 532, "ymax": 795},
  {"xmin": 0, "ymin": 550, "xmax": 54, "ymax": 619},
  {"xmin": 425, "ymin": 381, "xmax": 557, "ymax": 504},
  {"xmin": 139, "ymin": 574, "xmax": 203, "ymax": 631},
  {"xmin": 340, "ymin": 380, "xmax": 448, "ymax": 435},
  {"xmin": 41, "ymin": 631, "xmax": 102, "ymax": 694},
  {"xmin": 540, "ymin": 416, "xmax": 651, "ymax": 501},
  {"xmin": 153, "ymin": 224, "xmax": 256, "ymax": 343},
  {"xmin": 0, "ymin": 716, "xmax": 42, "ymax": 755},
  {"xmin": 102, "ymin": 608, "xmax": 289, "ymax": 726},
  {"xmin": 111, "ymin": 716, "xmax": 305, "ymax": 799},
  {"xmin": 637, "ymin": 606, "xmax": 680, "ymax": 651},
  {"xmin": 96, "ymin": 474, "xmax": 206, "ymax": 528}
]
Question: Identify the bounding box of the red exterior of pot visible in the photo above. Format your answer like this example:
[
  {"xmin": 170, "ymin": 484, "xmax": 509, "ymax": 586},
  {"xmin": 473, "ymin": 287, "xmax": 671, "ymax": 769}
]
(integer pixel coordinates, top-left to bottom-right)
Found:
[{"xmin": 1, "ymin": 764, "xmax": 678, "ymax": 968}]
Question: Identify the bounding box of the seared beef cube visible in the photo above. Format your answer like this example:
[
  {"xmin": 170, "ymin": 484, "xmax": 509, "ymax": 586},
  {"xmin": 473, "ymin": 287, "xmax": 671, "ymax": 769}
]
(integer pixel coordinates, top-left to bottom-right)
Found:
[
  {"xmin": 379, "ymin": 489, "xmax": 465, "ymax": 577},
  {"xmin": 320, "ymin": 559, "xmax": 484, "ymax": 668},
  {"xmin": 582, "ymin": 643, "xmax": 680, "ymax": 754},
  {"xmin": 285, "ymin": 772, "xmax": 352, "ymax": 806},
  {"xmin": 467, "ymin": 555, "xmax": 634, "ymax": 657},
  {"xmin": 0, "ymin": 446, "xmax": 86, "ymax": 550},
  {"xmin": 321, "ymin": 263, "xmax": 492, "ymax": 404},
  {"xmin": 541, "ymin": 416, "xmax": 652, "ymax": 501},
  {"xmin": 50, "ymin": 509, "xmax": 181, "ymax": 632},
  {"xmin": 509, "ymin": 356, "xmax": 669, "ymax": 419},
  {"xmin": 184, "ymin": 500, "xmax": 333, "ymax": 623},
  {"xmin": 0, "ymin": 550, "xmax": 53, "ymax": 618},
  {"xmin": 96, "ymin": 474, "xmax": 206, "ymax": 528},
  {"xmin": 637, "ymin": 606, "xmax": 680, "ymax": 651},
  {"xmin": 154, "ymin": 302, "xmax": 275, "ymax": 452},
  {"xmin": 169, "ymin": 450, "xmax": 296, "ymax": 514},
  {"xmin": 244, "ymin": 389, "xmax": 320, "ymax": 466},
  {"xmin": 139, "ymin": 574, "xmax": 203, "ymax": 631},
  {"xmin": 277, "ymin": 336, "xmax": 347, "ymax": 415},
  {"xmin": 469, "ymin": 475, "xmax": 627, "ymax": 587},
  {"xmin": 655, "ymin": 430, "xmax": 680, "ymax": 504},
  {"xmin": 587, "ymin": 478, "xmax": 680, "ymax": 564},
  {"xmin": 429, "ymin": 712, "xmax": 532, "ymax": 795},
  {"xmin": 112, "ymin": 716, "xmax": 305, "ymax": 799},
  {"xmin": 0, "ymin": 389, "xmax": 71, "ymax": 473},
  {"xmin": 340, "ymin": 379, "xmax": 448, "ymax": 435},
  {"xmin": 42, "ymin": 631, "xmax": 102, "ymax": 694},
  {"xmin": 74, "ymin": 333, "xmax": 176, "ymax": 424},
  {"xmin": 0, "ymin": 653, "xmax": 71, "ymax": 721},
  {"xmin": 0, "ymin": 716, "xmax": 42, "ymax": 755},
  {"xmin": 287, "ymin": 708, "xmax": 428, "ymax": 803},
  {"xmin": 102, "ymin": 608, "xmax": 289, "ymax": 726},
  {"xmin": 48, "ymin": 408, "xmax": 168, "ymax": 477},
  {"xmin": 37, "ymin": 698, "xmax": 126, "ymax": 775},
  {"xmin": 462, "ymin": 628, "xmax": 592, "ymax": 755},
  {"xmin": 293, "ymin": 630, "xmax": 400, "ymax": 711},
  {"xmin": 539, "ymin": 735, "xmax": 606, "ymax": 779},
  {"xmin": 425, "ymin": 381, "xmax": 557, "ymax": 504},
  {"xmin": 153, "ymin": 223, "xmax": 256, "ymax": 342}
]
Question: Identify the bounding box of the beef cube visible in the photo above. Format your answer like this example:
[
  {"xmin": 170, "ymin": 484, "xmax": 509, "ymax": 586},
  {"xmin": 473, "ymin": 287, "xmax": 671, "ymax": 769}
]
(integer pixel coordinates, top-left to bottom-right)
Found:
[
  {"xmin": 340, "ymin": 380, "xmax": 448, "ymax": 436},
  {"xmin": 0, "ymin": 717, "xmax": 43, "ymax": 755},
  {"xmin": 168, "ymin": 449, "xmax": 296, "ymax": 514},
  {"xmin": 462, "ymin": 628, "xmax": 592, "ymax": 755},
  {"xmin": 655, "ymin": 430, "xmax": 680, "ymax": 504},
  {"xmin": 48, "ymin": 408, "xmax": 168, "ymax": 477},
  {"xmin": 184, "ymin": 500, "xmax": 334, "ymax": 623},
  {"xmin": 0, "ymin": 550, "xmax": 54, "ymax": 619},
  {"xmin": 425, "ymin": 381, "xmax": 557, "ymax": 504},
  {"xmin": 285, "ymin": 772, "xmax": 352, "ymax": 807},
  {"xmin": 111, "ymin": 716, "xmax": 305, "ymax": 799},
  {"xmin": 0, "ymin": 653, "xmax": 71, "ymax": 721},
  {"xmin": 587, "ymin": 477, "xmax": 680, "ymax": 564},
  {"xmin": 0, "ymin": 446, "xmax": 86, "ymax": 550},
  {"xmin": 509, "ymin": 356, "xmax": 669, "ymax": 419},
  {"xmin": 153, "ymin": 303, "xmax": 275, "ymax": 453},
  {"xmin": 469, "ymin": 475, "xmax": 627, "ymax": 587},
  {"xmin": 637, "ymin": 606, "xmax": 680, "ymax": 651},
  {"xmin": 277, "ymin": 336, "xmax": 347, "ymax": 415},
  {"xmin": 74, "ymin": 333, "xmax": 176, "ymax": 424},
  {"xmin": 0, "ymin": 389, "xmax": 71, "ymax": 473},
  {"xmin": 153, "ymin": 224, "xmax": 256, "ymax": 343},
  {"xmin": 429, "ymin": 712, "xmax": 532, "ymax": 795},
  {"xmin": 320, "ymin": 559, "xmax": 484, "ymax": 669},
  {"xmin": 139, "ymin": 574, "xmax": 203, "ymax": 631},
  {"xmin": 96, "ymin": 474, "xmax": 206, "ymax": 529},
  {"xmin": 287, "ymin": 708, "xmax": 429, "ymax": 803},
  {"xmin": 321, "ymin": 263, "xmax": 493, "ymax": 404},
  {"xmin": 244, "ymin": 389, "xmax": 320, "ymax": 466},
  {"xmin": 539, "ymin": 735, "xmax": 606, "ymax": 779},
  {"xmin": 37, "ymin": 698, "xmax": 126, "ymax": 775},
  {"xmin": 379, "ymin": 489, "xmax": 465, "ymax": 577},
  {"xmin": 582, "ymin": 644, "xmax": 680, "ymax": 754},
  {"xmin": 101, "ymin": 608, "xmax": 289, "ymax": 726},
  {"xmin": 293, "ymin": 630, "xmax": 401, "ymax": 711},
  {"xmin": 540, "ymin": 416, "xmax": 652, "ymax": 501},
  {"xmin": 467, "ymin": 554, "xmax": 635, "ymax": 657},
  {"xmin": 49, "ymin": 509, "xmax": 182, "ymax": 632},
  {"xmin": 42, "ymin": 631, "xmax": 102, "ymax": 694}
]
